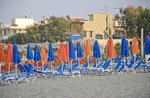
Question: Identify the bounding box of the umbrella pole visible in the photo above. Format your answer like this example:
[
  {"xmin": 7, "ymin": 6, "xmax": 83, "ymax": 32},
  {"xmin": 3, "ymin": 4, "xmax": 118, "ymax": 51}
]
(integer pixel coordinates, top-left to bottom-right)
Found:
[
  {"xmin": 71, "ymin": 60, "xmax": 72, "ymax": 74},
  {"xmin": 124, "ymin": 57, "xmax": 126, "ymax": 70},
  {"xmin": 133, "ymin": 54, "xmax": 136, "ymax": 64},
  {"xmin": 15, "ymin": 64, "xmax": 18, "ymax": 78},
  {"xmin": 37, "ymin": 61, "xmax": 38, "ymax": 70},
  {"xmin": 88, "ymin": 56, "xmax": 89, "ymax": 68},
  {"xmin": 111, "ymin": 58, "xmax": 112, "ymax": 71},
  {"xmin": 0, "ymin": 64, "xmax": 1, "ymax": 76},
  {"xmin": 9, "ymin": 63, "xmax": 10, "ymax": 77},
  {"xmin": 51, "ymin": 62, "xmax": 53, "ymax": 72},
  {"xmin": 62, "ymin": 62, "xmax": 63, "ymax": 72},
  {"xmin": 42, "ymin": 62, "xmax": 44, "ymax": 70},
  {"xmin": 96, "ymin": 58, "xmax": 97, "ymax": 68}
]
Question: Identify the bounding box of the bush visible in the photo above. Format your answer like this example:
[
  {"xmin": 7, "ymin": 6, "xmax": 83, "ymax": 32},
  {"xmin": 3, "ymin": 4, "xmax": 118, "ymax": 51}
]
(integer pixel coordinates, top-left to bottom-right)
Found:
[
  {"xmin": 6, "ymin": 33, "xmax": 27, "ymax": 44},
  {"xmin": 114, "ymin": 43, "xmax": 121, "ymax": 55}
]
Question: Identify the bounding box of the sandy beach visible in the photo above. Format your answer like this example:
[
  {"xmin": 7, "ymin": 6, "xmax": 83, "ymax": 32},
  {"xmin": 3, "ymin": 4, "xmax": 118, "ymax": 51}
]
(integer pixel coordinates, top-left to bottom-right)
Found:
[{"xmin": 0, "ymin": 73, "xmax": 150, "ymax": 98}]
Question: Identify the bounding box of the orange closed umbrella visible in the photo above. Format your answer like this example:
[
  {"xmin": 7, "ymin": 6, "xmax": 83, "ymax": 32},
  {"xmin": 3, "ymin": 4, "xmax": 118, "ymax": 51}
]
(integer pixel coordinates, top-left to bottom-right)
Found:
[
  {"xmin": 0, "ymin": 45, "xmax": 6, "ymax": 62},
  {"xmin": 6, "ymin": 43, "xmax": 13, "ymax": 64},
  {"xmin": 85, "ymin": 40, "xmax": 92, "ymax": 57},
  {"xmin": 59, "ymin": 42, "xmax": 68, "ymax": 72},
  {"xmin": 59, "ymin": 42, "xmax": 68, "ymax": 62},
  {"xmin": 41, "ymin": 45, "xmax": 47, "ymax": 62},
  {"xmin": 41, "ymin": 45, "xmax": 47, "ymax": 68},
  {"xmin": 6, "ymin": 43, "xmax": 13, "ymax": 74},
  {"xmin": 107, "ymin": 39, "xmax": 117, "ymax": 58},
  {"xmin": 65, "ymin": 42, "xmax": 69, "ymax": 59},
  {"xmin": 132, "ymin": 37, "xmax": 140, "ymax": 54}
]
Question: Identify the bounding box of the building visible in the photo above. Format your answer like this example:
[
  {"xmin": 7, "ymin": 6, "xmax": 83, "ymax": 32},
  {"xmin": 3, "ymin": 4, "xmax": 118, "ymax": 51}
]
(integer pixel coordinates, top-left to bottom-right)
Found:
[
  {"xmin": 0, "ymin": 17, "xmax": 35, "ymax": 40},
  {"xmin": 68, "ymin": 12, "xmax": 131, "ymax": 45},
  {"xmin": 83, "ymin": 13, "xmax": 114, "ymax": 39}
]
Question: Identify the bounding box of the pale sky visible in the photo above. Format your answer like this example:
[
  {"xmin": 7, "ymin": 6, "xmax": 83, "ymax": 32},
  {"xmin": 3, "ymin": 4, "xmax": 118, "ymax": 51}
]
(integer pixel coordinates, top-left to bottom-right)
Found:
[{"xmin": 0, "ymin": 0, "xmax": 150, "ymax": 24}]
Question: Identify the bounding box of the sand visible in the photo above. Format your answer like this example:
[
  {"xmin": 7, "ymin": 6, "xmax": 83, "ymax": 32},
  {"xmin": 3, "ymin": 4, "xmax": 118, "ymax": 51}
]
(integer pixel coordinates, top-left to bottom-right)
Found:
[{"xmin": 0, "ymin": 73, "xmax": 150, "ymax": 98}]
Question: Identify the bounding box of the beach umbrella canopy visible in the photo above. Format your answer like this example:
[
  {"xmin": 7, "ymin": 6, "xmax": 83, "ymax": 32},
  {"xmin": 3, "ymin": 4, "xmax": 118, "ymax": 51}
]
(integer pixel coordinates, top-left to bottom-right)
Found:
[
  {"xmin": 93, "ymin": 40, "xmax": 101, "ymax": 59},
  {"xmin": 27, "ymin": 44, "xmax": 33, "ymax": 60},
  {"xmin": 132, "ymin": 37, "xmax": 140, "ymax": 54},
  {"xmin": 65, "ymin": 42, "xmax": 69, "ymax": 59},
  {"xmin": 85, "ymin": 40, "xmax": 92, "ymax": 56},
  {"xmin": 34, "ymin": 45, "xmax": 41, "ymax": 61},
  {"xmin": 41, "ymin": 45, "xmax": 47, "ymax": 62},
  {"xmin": 13, "ymin": 43, "xmax": 21, "ymax": 64},
  {"xmin": 144, "ymin": 36, "xmax": 150, "ymax": 55},
  {"xmin": 47, "ymin": 43, "xmax": 55, "ymax": 62},
  {"xmin": 0, "ymin": 45, "xmax": 6, "ymax": 62},
  {"xmin": 6, "ymin": 43, "xmax": 13, "ymax": 64},
  {"xmin": 121, "ymin": 36, "xmax": 130, "ymax": 57},
  {"xmin": 77, "ymin": 42, "xmax": 83, "ymax": 58},
  {"xmin": 59, "ymin": 42, "xmax": 68, "ymax": 62},
  {"xmin": 107, "ymin": 39, "xmax": 117, "ymax": 58},
  {"xmin": 69, "ymin": 39, "xmax": 75, "ymax": 60}
]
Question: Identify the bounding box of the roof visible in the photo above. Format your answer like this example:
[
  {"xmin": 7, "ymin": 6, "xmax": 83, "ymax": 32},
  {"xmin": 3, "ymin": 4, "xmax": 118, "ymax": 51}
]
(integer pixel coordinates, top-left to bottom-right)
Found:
[{"xmin": 71, "ymin": 17, "xmax": 87, "ymax": 21}]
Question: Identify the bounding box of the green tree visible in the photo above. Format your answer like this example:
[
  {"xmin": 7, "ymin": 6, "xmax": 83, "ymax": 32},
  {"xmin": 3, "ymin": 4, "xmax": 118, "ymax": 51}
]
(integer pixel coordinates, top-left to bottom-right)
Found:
[
  {"xmin": 6, "ymin": 16, "xmax": 80, "ymax": 44},
  {"xmin": 118, "ymin": 6, "xmax": 150, "ymax": 38}
]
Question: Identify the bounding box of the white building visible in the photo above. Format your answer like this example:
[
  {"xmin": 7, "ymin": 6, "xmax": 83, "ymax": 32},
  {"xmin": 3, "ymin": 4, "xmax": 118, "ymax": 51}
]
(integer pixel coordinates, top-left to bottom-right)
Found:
[{"xmin": 0, "ymin": 18, "xmax": 35, "ymax": 40}]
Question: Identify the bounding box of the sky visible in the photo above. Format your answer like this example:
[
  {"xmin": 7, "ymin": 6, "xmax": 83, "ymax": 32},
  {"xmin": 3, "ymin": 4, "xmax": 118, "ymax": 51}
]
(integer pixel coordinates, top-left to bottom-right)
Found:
[{"xmin": 0, "ymin": 0, "xmax": 150, "ymax": 24}]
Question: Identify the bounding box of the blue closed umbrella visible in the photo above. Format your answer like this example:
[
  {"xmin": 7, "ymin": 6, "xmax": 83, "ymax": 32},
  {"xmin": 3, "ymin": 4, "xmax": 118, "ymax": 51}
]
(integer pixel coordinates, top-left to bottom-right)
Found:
[
  {"xmin": 144, "ymin": 36, "xmax": 150, "ymax": 55},
  {"xmin": 27, "ymin": 44, "xmax": 33, "ymax": 60},
  {"xmin": 93, "ymin": 40, "xmax": 101, "ymax": 59},
  {"xmin": 13, "ymin": 43, "xmax": 21, "ymax": 64},
  {"xmin": 48, "ymin": 43, "xmax": 55, "ymax": 62},
  {"xmin": 13, "ymin": 43, "xmax": 21, "ymax": 77},
  {"xmin": 77, "ymin": 42, "xmax": 83, "ymax": 58},
  {"xmin": 121, "ymin": 36, "xmax": 130, "ymax": 57},
  {"xmin": 34, "ymin": 45, "xmax": 41, "ymax": 62},
  {"xmin": 69, "ymin": 39, "xmax": 75, "ymax": 74},
  {"xmin": 47, "ymin": 43, "xmax": 55, "ymax": 71},
  {"xmin": 69, "ymin": 39, "xmax": 75, "ymax": 60}
]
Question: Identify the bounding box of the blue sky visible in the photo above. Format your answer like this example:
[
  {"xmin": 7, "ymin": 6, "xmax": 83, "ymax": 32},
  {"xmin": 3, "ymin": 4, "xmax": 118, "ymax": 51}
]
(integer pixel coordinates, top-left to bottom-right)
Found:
[{"xmin": 0, "ymin": 0, "xmax": 150, "ymax": 24}]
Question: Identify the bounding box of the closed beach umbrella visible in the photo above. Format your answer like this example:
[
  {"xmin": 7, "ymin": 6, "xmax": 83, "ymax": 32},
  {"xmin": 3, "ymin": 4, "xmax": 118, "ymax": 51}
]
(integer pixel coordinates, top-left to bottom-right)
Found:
[
  {"xmin": 59, "ymin": 42, "xmax": 68, "ymax": 62},
  {"xmin": 132, "ymin": 37, "xmax": 140, "ymax": 55},
  {"xmin": 6, "ymin": 43, "xmax": 13, "ymax": 64},
  {"xmin": 34, "ymin": 45, "xmax": 41, "ymax": 69},
  {"xmin": 107, "ymin": 39, "xmax": 117, "ymax": 58},
  {"xmin": 121, "ymin": 36, "xmax": 130, "ymax": 57},
  {"xmin": 41, "ymin": 45, "xmax": 47, "ymax": 63},
  {"xmin": 144, "ymin": 36, "xmax": 150, "ymax": 63},
  {"xmin": 85, "ymin": 40, "xmax": 92, "ymax": 57},
  {"xmin": 65, "ymin": 42, "xmax": 69, "ymax": 59},
  {"xmin": 69, "ymin": 39, "xmax": 75, "ymax": 60},
  {"xmin": 47, "ymin": 43, "xmax": 55, "ymax": 62},
  {"xmin": 59, "ymin": 42, "xmax": 67, "ymax": 72},
  {"xmin": 144, "ymin": 36, "xmax": 150, "ymax": 55},
  {"xmin": 121, "ymin": 36, "xmax": 130, "ymax": 69},
  {"xmin": 48, "ymin": 43, "xmax": 55, "ymax": 71},
  {"xmin": 85, "ymin": 39, "xmax": 92, "ymax": 68},
  {"xmin": 27, "ymin": 44, "xmax": 33, "ymax": 61},
  {"xmin": 69, "ymin": 39, "xmax": 75, "ymax": 73},
  {"xmin": 0, "ymin": 45, "xmax": 6, "ymax": 75},
  {"xmin": 6, "ymin": 43, "xmax": 13, "ymax": 75},
  {"xmin": 93, "ymin": 40, "xmax": 101, "ymax": 59},
  {"xmin": 13, "ymin": 43, "xmax": 21, "ymax": 64},
  {"xmin": 0, "ymin": 45, "xmax": 6, "ymax": 63},
  {"xmin": 77, "ymin": 42, "xmax": 83, "ymax": 58},
  {"xmin": 13, "ymin": 43, "xmax": 21, "ymax": 77}
]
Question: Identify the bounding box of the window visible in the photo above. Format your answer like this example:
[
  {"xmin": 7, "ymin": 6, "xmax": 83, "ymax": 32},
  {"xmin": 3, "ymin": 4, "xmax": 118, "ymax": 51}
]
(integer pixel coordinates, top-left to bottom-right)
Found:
[
  {"xmin": 4, "ymin": 30, "xmax": 6, "ymax": 36},
  {"xmin": 95, "ymin": 34, "xmax": 103, "ymax": 39},
  {"xmin": 14, "ymin": 30, "xmax": 17, "ymax": 34},
  {"xmin": 90, "ymin": 31, "xmax": 92, "ymax": 38},
  {"xmin": 84, "ymin": 31, "xmax": 87, "ymax": 37}
]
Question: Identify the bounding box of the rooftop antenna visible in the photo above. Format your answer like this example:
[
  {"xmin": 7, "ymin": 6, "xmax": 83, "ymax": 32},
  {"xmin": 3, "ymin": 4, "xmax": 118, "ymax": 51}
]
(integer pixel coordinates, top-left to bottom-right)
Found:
[
  {"xmin": 100, "ymin": 9, "xmax": 103, "ymax": 14},
  {"xmin": 30, "ymin": 12, "xmax": 33, "ymax": 18}
]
